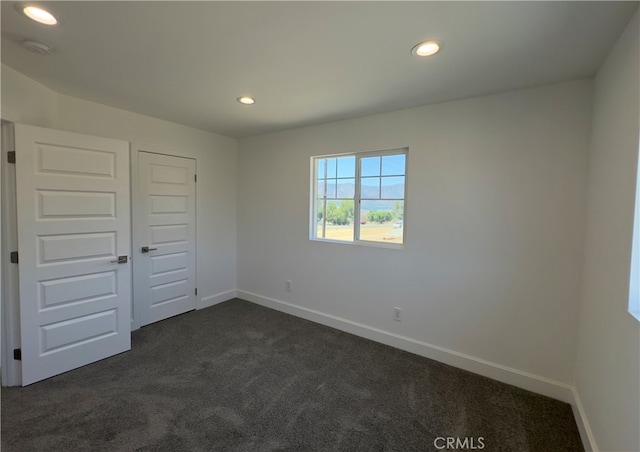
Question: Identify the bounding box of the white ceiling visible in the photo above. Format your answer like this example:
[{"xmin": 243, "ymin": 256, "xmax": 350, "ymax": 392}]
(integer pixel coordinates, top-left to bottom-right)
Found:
[{"xmin": 1, "ymin": 1, "xmax": 638, "ymax": 138}]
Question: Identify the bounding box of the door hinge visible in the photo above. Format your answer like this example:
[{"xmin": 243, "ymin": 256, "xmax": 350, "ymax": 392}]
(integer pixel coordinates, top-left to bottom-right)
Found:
[
  {"xmin": 7, "ymin": 151, "xmax": 15, "ymax": 164},
  {"xmin": 13, "ymin": 349, "xmax": 21, "ymax": 361},
  {"xmin": 195, "ymin": 288, "xmax": 198, "ymax": 296},
  {"xmin": 194, "ymin": 174, "xmax": 197, "ymax": 182},
  {"xmin": 10, "ymin": 251, "xmax": 18, "ymax": 264}
]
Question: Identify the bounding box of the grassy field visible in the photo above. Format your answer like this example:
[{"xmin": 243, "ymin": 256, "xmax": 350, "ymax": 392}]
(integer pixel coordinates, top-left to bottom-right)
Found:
[{"xmin": 316, "ymin": 223, "xmax": 402, "ymax": 244}]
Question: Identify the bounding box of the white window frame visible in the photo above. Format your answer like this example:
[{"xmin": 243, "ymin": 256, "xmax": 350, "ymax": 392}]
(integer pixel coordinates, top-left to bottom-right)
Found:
[
  {"xmin": 629, "ymin": 144, "xmax": 640, "ymax": 322},
  {"xmin": 310, "ymin": 147, "xmax": 408, "ymax": 249}
]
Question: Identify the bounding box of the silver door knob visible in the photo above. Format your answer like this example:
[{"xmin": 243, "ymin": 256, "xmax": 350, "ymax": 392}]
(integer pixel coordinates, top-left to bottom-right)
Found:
[
  {"xmin": 110, "ymin": 255, "xmax": 128, "ymax": 264},
  {"xmin": 141, "ymin": 246, "xmax": 158, "ymax": 253}
]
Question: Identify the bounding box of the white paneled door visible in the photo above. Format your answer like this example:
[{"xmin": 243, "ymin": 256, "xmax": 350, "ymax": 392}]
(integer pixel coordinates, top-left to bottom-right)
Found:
[
  {"xmin": 134, "ymin": 152, "xmax": 196, "ymax": 327},
  {"xmin": 15, "ymin": 124, "xmax": 131, "ymax": 386}
]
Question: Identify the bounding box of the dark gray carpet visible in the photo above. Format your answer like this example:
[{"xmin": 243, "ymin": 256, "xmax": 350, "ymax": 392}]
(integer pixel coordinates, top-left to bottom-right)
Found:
[{"xmin": 1, "ymin": 298, "xmax": 583, "ymax": 451}]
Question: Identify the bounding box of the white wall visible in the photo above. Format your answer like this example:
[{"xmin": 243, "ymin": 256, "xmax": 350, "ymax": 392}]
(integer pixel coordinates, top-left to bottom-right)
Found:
[
  {"xmin": 574, "ymin": 10, "xmax": 640, "ymax": 452},
  {"xmin": 1, "ymin": 64, "xmax": 238, "ymax": 312},
  {"xmin": 0, "ymin": 65, "xmax": 58, "ymax": 127},
  {"xmin": 237, "ymin": 79, "xmax": 593, "ymax": 392}
]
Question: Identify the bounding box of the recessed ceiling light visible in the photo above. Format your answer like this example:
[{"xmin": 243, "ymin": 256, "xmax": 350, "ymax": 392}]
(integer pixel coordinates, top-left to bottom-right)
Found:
[
  {"xmin": 237, "ymin": 96, "xmax": 255, "ymax": 105},
  {"xmin": 21, "ymin": 5, "xmax": 58, "ymax": 25},
  {"xmin": 411, "ymin": 40, "xmax": 442, "ymax": 57}
]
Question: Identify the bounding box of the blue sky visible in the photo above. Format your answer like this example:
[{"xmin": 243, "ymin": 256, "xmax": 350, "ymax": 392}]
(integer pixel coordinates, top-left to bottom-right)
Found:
[{"xmin": 318, "ymin": 154, "xmax": 406, "ymax": 179}]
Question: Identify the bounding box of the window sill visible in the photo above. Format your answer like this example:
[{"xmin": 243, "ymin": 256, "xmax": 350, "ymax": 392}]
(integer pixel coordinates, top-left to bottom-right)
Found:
[{"xmin": 310, "ymin": 237, "xmax": 406, "ymax": 251}]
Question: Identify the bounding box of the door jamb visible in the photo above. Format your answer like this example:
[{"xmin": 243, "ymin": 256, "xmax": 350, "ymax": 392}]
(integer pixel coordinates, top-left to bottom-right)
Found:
[
  {"xmin": 1, "ymin": 120, "xmax": 22, "ymax": 386},
  {"xmin": 130, "ymin": 142, "xmax": 197, "ymax": 330}
]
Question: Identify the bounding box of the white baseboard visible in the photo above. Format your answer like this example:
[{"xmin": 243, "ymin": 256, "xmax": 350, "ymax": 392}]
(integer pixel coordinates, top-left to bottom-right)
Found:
[
  {"xmin": 199, "ymin": 289, "xmax": 236, "ymax": 310},
  {"xmin": 236, "ymin": 290, "xmax": 574, "ymax": 402},
  {"xmin": 571, "ymin": 387, "xmax": 598, "ymax": 452}
]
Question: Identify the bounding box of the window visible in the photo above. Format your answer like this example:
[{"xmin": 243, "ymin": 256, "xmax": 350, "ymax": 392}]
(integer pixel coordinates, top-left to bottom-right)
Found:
[{"xmin": 311, "ymin": 148, "xmax": 407, "ymax": 247}]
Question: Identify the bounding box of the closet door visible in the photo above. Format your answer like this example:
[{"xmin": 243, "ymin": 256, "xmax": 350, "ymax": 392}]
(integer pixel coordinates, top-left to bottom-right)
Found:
[
  {"xmin": 134, "ymin": 151, "xmax": 196, "ymax": 326},
  {"xmin": 15, "ymin": 124, "xmax": 131, "ymax": 386}
]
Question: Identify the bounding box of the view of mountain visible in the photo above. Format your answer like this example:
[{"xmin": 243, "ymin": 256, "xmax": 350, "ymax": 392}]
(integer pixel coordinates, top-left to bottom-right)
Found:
[
  {"xmin": 321, "ymin": 182, "xmax": 405, "ymax": 200},
  {"xmin": 317, "ymin": 182, "xmax": 404, "ymax": 212}
]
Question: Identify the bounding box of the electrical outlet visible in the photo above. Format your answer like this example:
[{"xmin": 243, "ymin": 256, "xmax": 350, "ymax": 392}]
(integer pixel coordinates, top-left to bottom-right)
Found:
[
  {"xmin": 393, "ymin": 307, "xmax": 402, "ymax": 322},
  {"xmin": 285, "ymin": 280, "xmax": 292, "ymax": 292}
]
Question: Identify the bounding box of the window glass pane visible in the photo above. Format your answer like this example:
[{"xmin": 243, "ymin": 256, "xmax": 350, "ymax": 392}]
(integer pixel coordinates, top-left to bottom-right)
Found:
[
  {"xmin": 313, "ymin": 198, "xmax": 354, "ymax": 242},
  {"xmin": 360, "ymin": 201, "xmax": 403, "ymax": 244},
  {"xmin": 317, "ymin": 223, "xmax": 354, "ymax": 242},
  {"xmin": 359, "ymin": 223, "xmax": 403, "ymax": 244},
  {"xmin": 360, "ymin": 199, "xmax": 395, "ymax": 213},
  {"xmin": 316, "ymin": 199, "xmax": 354, "ymax": 242},
  {"xmin": 382, "ymin": 154, "xmax": 406, "ymax": 176},
  {"xmin": 337, "ymin": 156, "xmax": 356, "ymax": 178},
  {"xmin": 361, "ymin": 176, "xmax": 380, "ymax": 199},
  {"xmin": 381, "ymin": 176, "xmax": 405, "ymax": 199},
  {"xmin": 325, "ymin": 179, "xmax": 337, "ymax": 198},
  {"xmin": 316, "ymin": 180, "xmax": 326, "ymax": 197},
  {"xmin": 326, "ymin": 158, "xmax": 337, "ymax": 178},
  {"xmin": 313, "ymin": 199, "xmax": 354, "ymax": 242},
  {"xmin": 337, "ymin": 178, "xmax": 355, "ymax": 198},
  {"xmin": 317, "ymin": 159, "xmax": 326, "ymax": 179},
  {"xmin": 361, "ymin": 156, "xmax": 381, "ymax": 177}
]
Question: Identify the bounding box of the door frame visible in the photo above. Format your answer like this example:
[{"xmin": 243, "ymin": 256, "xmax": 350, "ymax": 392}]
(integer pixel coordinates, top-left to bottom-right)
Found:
[
  {"xmin": 1, "ymin": 120, "xmax": 21, "ymax": 386},
  {"xmin": 130, "ymin": 142, "xmax": 197, "ymax": 330}
]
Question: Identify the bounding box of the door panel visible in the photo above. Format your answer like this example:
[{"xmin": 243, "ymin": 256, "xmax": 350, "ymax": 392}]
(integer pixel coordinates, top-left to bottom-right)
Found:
[
  {"xmin": 39, "ymin": 271, "xmax": 117, "ymax": 308},
  {"xmin": 15, "ymin": 124, "xmax": 131, "ymax": 386},
  {"xmin": 38, "ymin": 232, "xmax": 116, "ymax": 263},
  {"xmin": 135, "ymin": 152, "xmax": 196, "ymax": 326}
]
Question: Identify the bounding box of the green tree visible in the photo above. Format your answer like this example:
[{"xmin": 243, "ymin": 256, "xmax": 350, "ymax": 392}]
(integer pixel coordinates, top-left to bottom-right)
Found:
[
  {"xmin": 339, "ymin": 200, "xmax": 354, "ymax": 222},
  {"xmin": 326, "ymin": 200, "xmax": 354, "ymax": 225},
  {"xmin": 326, "ymin": 201, "xmax": 337, "ymax": 223},
  {"xmin": 392, "ymin": 201, "xmax": 404, "ymax": 220},
  {"xmin": 368, "ymin": 210, "xmax": 393, "ymax": 223}
]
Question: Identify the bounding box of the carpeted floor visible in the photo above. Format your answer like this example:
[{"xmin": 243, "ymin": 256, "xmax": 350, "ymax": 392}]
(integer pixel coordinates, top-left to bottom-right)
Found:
[{"xmin": 1, "ymin": 298, "xmax": 583, "ymax": 451}]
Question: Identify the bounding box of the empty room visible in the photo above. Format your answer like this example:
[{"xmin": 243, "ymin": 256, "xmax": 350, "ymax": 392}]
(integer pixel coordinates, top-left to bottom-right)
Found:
[{"xmin": 1, "ymin": 2, "xmax": 639, "ymax": 451}]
